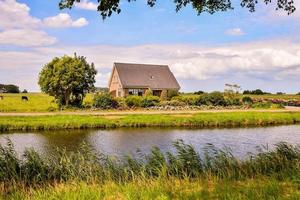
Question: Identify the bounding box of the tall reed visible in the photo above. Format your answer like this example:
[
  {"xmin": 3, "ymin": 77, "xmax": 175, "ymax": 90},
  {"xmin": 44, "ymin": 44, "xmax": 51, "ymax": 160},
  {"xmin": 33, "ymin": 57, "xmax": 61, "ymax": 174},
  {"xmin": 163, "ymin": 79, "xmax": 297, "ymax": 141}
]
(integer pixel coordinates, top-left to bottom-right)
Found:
[{"xmin": 1, "ymin": 139, "xmax": 300, "ymax": 192}]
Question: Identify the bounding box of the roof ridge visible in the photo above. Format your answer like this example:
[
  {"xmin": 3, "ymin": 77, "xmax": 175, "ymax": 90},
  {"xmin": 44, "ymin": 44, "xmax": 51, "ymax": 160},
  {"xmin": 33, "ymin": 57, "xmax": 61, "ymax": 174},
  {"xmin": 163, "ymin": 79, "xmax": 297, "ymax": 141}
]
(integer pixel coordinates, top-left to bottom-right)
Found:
[{"xmin": 114, "ymin": 62, "xmax": 168, "ymax": 67}]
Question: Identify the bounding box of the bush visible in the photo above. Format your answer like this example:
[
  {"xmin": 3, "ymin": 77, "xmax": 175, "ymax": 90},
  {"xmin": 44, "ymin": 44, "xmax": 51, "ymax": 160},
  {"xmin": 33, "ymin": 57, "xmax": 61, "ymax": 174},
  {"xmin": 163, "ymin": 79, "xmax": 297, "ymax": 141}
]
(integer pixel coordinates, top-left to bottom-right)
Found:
[
  {"xmin": 115, "ymin": 97, "xmax": 127, "ymax": 109},
  {"xmin": 226, "ymin": 97, "xmax": 241, "ymax": 106},
  {"xmin": 144, "ymin": 89, "xmax": 153, "ymax": 96},
  {"xmin": 196, "ymin": 92, "xmax": 226, "ymax": 106},
  {"xmin": 160, "ymin": 90, "xmax": 168, "ymax": 101},
  {"xmin": 159, "ymin": 100, "xmax": 186, "ymax": 107},
  {"xmin": 251, "ymin": 102, "xmax": 272, "ymax": 109},
  {"xmin": 172, "ymin": 95, "xmax": 198, "ymax": 105},
  {"xmin": 93, "ymin": 93, "xmax": 118, "ymax": 109},
  {"xmin": 47, "ymin": 106, "xmax": 57, "ymax": 112},
  {"xmin": 194, "ymin": 91, "xmax": 204, "ymax": 95},
  {"xmin": 271, "ymin": 104, "xmax": 285, "ymax": 109},
  {"xmin": 242, "ymin": 96, "xmax": 253, "ymax": 104},
  {"xmin": 141, "ymin": 96, "xmax": 160, "ymax": 107},
  {"xmin": 125, "ymin": 96, "xmax": 142, "ymax": 108},
  {"xmin": 167, "ymin": 90, "xmax": 179, "ymax": 99}
]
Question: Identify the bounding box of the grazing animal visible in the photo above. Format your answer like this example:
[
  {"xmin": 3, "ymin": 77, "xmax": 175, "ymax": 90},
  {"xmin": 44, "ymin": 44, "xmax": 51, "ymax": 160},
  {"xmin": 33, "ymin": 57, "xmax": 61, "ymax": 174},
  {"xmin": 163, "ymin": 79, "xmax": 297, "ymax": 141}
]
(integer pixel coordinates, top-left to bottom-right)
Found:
[
  {"xmin": 0, "ymin": 96, "xmax": 3, "ymax": 100},
  {"xmin": 21, "ymin": 96, "xmax": 28, "ymax": 101}
]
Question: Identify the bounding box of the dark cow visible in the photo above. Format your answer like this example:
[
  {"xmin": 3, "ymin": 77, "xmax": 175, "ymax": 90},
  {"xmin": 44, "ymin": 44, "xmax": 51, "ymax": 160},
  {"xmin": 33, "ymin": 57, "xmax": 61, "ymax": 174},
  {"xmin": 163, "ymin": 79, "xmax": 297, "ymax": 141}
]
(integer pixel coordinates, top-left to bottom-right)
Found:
[{"xmin": 22, "ymin": 96, "xmax": 28, "ymax": 101}]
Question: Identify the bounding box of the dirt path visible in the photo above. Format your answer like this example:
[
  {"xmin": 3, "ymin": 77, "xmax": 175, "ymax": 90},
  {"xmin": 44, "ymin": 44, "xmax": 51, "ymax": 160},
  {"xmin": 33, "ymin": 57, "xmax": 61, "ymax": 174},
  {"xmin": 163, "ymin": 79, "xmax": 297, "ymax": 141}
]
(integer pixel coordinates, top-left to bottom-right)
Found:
[{"xmin": 0, "ymin": 107, "xmax": 300, "ymax": 116}]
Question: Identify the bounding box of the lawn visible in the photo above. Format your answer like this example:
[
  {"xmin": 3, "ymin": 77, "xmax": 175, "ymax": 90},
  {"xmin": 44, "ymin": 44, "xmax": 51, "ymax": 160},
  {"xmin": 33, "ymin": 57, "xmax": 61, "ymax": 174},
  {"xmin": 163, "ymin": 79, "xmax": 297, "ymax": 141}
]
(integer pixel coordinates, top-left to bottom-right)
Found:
[
  {"xmin": 0, "ymin": 93, "xmax": 57, "ymax": 112},
  {"xmin": 1, "ymin": 112, "xmax": 300, "ymax": 131},
  {"xmin": 0, "ymin": 93, "xmax": 93, "ymax": 112}
]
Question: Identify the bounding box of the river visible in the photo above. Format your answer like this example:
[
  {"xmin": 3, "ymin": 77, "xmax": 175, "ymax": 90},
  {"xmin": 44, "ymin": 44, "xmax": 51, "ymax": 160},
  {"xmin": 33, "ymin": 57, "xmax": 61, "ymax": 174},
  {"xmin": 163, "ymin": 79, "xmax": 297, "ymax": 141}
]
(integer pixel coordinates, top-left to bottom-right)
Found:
[{"xmin": 1, "ymin": 125, "xmax": 300, "ymax": 158}]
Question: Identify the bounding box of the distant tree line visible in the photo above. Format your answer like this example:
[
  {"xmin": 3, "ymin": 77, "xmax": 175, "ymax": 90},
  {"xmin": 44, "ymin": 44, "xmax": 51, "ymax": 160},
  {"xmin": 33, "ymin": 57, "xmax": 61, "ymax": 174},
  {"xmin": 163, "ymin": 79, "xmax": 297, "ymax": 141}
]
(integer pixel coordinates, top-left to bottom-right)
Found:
[
  {"xmin": 0, "ymin": 84, "xmax": 20, "ymax": 93},
  {"xmin": 243, "ymin": 89, "xmax": 271, "ymax": 95},
  {"xmin": 0, "ymin": 84, "xmax": 28, "ymax": 93}
]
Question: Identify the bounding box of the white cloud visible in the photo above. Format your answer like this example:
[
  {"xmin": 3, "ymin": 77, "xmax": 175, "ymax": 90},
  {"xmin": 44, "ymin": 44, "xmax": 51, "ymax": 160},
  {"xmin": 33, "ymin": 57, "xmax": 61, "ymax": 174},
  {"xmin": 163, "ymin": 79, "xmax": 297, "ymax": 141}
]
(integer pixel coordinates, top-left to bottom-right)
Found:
[
  {"xmin": 2, "ymin": 39, "xmax": 300, "ymax": 91},
  {"xmin": 75, "ymin": 0, "xmax": 98, "ymax": 10},
  {"xmin": 0, "ymin": 29, "xmax": 57, "ymax": 47},
  {"xmin": 0, "ymin": 0, "xmax": 89, "ymax": 47},
  {"xmin": 43, "ymin": 13, "xmax": 88, "ymax": 28},
  {"xmin": 225, "ymin": 28, "xmax": 244, "ymax": 36},
  {"xmin": 0, "ymin": 0, "xmax": 41, "ymax": 29}
]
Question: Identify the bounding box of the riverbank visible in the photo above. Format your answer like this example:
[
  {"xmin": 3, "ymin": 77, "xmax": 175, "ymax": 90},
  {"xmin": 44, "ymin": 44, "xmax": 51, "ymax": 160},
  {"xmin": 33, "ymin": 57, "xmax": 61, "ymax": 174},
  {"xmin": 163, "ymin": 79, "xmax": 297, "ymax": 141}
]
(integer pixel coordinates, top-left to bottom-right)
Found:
[
  {"xmin": 1, "ymin": 111, "xmax": 300, "ymax": 131},
  {"xmin": 5, "ymin": 178, "xmax": 299, "ymax": 199},
  {"xmin": 1, "ymin": 141, "xmax": 300, "ymax": 199}
]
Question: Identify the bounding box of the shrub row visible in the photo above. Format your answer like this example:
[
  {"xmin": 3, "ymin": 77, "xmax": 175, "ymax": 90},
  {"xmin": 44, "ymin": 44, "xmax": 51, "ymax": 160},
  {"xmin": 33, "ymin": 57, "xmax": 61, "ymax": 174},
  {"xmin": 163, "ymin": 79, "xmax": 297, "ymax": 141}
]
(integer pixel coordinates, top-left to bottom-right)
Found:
[{"xmin": 91, "ymin": 92, "xmax": 288, "ymax": 110}]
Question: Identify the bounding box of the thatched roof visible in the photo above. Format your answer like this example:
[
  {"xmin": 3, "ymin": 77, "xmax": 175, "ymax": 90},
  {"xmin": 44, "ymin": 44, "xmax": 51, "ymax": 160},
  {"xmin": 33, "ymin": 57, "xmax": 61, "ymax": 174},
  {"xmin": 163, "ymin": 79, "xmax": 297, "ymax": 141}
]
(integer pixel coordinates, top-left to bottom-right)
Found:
[{"xmin": 112, "ymin": 63, "xmax": 180, "ymax": 90}]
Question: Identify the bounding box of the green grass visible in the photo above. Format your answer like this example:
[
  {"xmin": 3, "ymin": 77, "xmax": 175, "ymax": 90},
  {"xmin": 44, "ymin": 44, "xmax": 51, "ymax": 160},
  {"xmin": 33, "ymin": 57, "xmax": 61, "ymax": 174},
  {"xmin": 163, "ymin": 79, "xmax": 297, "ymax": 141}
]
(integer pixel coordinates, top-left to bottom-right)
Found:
[
  {"xmin": 2, "ymin": 140, "xmax": 300, "ymax": 199},
  {"xmin": 5, "ymin": 178, "xmax": 300, "ymax": 200},
  {"xmin": 1, "ymin": 93, "xmax": 299, "ymax": 113},
  {"xmin": 0, "ymin": 93, "xmax": 93, "ymax": 112},
  {"xmin": 246, "ymin": 94, "xmax": 300, "ymax": 100},
  {"xmin": 0, "ymin": 112, "xmax": 300, "ymax": 131},
  {"xmin": 182, "ymin": 93, "xmax": 300, "ymax": 100},
  {"xmin": 0, "ymin": 93, "xmax": 58, "ymax": 112}
]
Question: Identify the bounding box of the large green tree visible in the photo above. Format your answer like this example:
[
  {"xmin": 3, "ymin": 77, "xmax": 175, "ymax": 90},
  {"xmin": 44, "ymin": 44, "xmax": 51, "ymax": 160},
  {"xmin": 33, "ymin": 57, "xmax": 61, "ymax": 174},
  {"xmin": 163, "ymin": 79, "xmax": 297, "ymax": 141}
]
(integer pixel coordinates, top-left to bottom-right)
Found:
[
  {"xmin": 59, "ymin": 0, "xmax": 296, "ymax": 19},
  {"xmin": 38, "ymin": 54, "xmax": 97, "ymax": 107}
]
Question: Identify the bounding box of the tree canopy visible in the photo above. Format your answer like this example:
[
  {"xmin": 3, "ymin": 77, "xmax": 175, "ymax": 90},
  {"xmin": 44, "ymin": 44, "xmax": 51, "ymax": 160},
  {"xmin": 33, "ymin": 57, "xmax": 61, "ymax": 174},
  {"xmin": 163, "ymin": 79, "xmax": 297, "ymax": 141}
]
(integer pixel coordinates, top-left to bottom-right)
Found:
[
  {"xmin": 59, "ymin": 0, "xmax": 296, "ymax": 19},
  {"xmin": 0, "ymin": 84, "xmax": 20, "ymax": 93},
  {"xmin": 38, "ymin": 54, "xmax": 97, "ymax": 107}
]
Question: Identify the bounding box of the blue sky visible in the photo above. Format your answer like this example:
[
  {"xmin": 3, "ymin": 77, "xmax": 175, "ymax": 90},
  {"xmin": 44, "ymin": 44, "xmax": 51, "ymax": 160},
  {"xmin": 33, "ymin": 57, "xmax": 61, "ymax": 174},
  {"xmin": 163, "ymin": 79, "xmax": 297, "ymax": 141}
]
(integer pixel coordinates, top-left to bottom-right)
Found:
[{"xmin": 1, "ymin": 0, "xmax": 300, "ymax": 93}]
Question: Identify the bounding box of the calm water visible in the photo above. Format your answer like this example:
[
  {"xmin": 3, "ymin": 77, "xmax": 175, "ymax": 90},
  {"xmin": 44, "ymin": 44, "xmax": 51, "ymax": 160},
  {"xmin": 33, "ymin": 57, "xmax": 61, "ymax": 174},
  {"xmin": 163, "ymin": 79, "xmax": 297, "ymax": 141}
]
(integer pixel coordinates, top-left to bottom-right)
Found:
[{"xmin": 1, "ymin": 125, "xmax": 300, "ymax": 158}]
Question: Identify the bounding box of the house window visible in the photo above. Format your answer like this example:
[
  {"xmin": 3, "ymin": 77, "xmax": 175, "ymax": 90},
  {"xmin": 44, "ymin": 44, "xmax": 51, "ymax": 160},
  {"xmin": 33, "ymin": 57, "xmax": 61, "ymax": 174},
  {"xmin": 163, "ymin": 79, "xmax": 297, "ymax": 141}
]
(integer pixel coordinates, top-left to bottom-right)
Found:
[{"xmin": 128, "ymin": 89, "xmax": 144, "ymax": 96}]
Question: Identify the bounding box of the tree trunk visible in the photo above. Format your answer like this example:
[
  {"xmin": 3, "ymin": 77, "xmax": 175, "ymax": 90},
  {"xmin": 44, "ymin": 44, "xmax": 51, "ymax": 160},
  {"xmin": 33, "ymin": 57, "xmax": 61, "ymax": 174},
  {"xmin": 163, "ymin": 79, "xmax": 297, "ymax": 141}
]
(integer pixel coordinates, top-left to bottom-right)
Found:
[{"xmin": 65, "ymin": 90, "xmax": 71, "ymax": 106}]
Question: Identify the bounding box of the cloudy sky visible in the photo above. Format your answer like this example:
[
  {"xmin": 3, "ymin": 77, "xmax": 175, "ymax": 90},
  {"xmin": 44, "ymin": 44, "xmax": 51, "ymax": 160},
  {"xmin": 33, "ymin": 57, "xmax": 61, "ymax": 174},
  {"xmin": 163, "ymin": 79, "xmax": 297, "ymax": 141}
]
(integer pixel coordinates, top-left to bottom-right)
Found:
[{"xmin": 1, "ymin": 0, "xmax": 300, "ymax": 93}]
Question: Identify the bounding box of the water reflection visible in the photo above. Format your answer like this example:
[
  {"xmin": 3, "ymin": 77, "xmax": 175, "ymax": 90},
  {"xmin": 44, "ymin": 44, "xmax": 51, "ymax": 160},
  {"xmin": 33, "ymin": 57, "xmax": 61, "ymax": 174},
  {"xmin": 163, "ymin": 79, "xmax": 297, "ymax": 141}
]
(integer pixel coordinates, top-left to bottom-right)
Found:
[{"xmin": 1, "ymin": 125, "xmax": 300, "ymax": 159}]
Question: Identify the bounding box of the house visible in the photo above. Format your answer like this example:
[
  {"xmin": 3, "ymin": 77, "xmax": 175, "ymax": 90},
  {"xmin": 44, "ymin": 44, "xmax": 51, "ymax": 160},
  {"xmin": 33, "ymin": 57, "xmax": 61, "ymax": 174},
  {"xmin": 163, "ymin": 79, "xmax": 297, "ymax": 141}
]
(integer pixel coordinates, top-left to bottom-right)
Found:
[{"xmin": 108, "ymin": 62, "xmax": 180, "ymax": 97}]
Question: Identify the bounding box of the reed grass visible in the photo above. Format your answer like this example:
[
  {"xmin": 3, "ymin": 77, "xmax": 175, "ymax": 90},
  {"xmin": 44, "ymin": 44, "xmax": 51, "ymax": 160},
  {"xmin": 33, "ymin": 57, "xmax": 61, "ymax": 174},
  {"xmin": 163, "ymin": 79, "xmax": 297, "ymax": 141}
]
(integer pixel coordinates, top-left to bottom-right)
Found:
[
  {"xmin": 1, "ymin": 139, "xmax": 300, "ymax": 199},
  {"xmin": 1, "ymin": 112, "xmax": 300, "ymax": 131}
]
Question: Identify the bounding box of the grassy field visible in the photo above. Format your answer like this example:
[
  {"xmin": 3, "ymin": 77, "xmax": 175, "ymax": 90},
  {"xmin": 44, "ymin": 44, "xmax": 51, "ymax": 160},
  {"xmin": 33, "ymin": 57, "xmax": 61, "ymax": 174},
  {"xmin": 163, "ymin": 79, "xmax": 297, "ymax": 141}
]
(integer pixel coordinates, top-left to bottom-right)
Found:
[
  {"xmin": 0, "ymin": 93, "xmax": 93, "ymax": 112},
  {"xmin": 0, "ymin": 93, "xmax": 58, "ymax": 112},
  {"xmin": 1, "ymin": 93, "xmax": 300, "ymax": 113},
  {"xmin": 1, "ymin": 112, "xmax": 300, "ymax": 131},
  {"xmin": 1, "ymin": 140, "xmax": 300, "ymax": 199}
]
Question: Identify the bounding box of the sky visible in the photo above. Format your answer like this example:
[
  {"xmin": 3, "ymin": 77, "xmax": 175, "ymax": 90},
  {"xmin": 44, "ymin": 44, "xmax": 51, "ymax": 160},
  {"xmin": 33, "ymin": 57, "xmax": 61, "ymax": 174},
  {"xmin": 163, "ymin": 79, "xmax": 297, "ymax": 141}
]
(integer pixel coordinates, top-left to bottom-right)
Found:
[{"xmin": 1, "ymin": 0, "xmax": 300, "ymax": 93}]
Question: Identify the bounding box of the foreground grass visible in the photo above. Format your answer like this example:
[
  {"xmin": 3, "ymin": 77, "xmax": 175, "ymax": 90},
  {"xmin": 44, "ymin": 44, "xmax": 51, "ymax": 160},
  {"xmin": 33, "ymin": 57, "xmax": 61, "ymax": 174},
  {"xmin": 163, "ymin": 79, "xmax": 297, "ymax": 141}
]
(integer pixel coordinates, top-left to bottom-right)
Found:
[
  {"xmin": 5, "ymin": 178, "xmax": 300, "ymax": 200},
  {"xmin": 1, "ymin": 140, "xmax": 300, "ymax": 199},
  {"xmin": 1, "ymin": 112, "xmax": 300, "ymax": 131}
]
